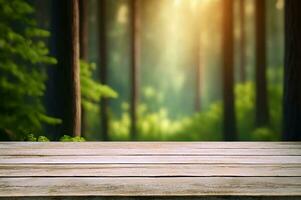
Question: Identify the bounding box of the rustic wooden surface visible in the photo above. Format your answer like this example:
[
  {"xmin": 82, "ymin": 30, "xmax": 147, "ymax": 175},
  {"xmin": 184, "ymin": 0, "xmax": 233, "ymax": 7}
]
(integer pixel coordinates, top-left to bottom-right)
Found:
[{"xmin": 0, "ymin": 142, "xmax": 300, "ymax": 198}]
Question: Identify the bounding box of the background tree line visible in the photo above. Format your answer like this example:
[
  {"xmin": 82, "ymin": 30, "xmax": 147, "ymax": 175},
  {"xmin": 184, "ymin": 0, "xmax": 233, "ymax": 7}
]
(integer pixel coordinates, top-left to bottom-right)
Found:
[{"xmin": 0, "ymin": 0, "xmax": 300, "ymax": 141}]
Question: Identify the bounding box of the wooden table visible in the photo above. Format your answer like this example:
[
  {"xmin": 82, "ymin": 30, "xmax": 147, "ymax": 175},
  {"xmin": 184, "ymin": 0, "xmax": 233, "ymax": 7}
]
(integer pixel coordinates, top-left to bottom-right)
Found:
[{"xmin": 0, "ymin": 142, "xmax": 301, "ymax": 200}]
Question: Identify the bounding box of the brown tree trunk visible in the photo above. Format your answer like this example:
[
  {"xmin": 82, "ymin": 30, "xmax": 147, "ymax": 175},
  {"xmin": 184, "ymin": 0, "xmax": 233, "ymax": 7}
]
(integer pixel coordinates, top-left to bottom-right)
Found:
[
  {"xmin": 194, "ymin": 9, "xmax": 202, "ymax": 112},
  {"xmin": 130, "ymin": 0, "xmax": 140, "ymax": 141},
  {"xmin": 98, "ymin": 0, "xmax": 109, "ymax": 141},
  {"xmin": 239, "ymin": 0, "xmax": 246, "ymax": 82},
  {"xmin": 195, "ymin": 48, "xmax": 201, "ymax": 112},
  {"xmin": 283, "ymin": 0, "xmax": 301, "ymax": 141},
  {"xmin": 79, "ymin": 0, "xmax": 88, "ymax": 137},
  {"xmin": 69, "ymin": 0, "xmax": 81, "ymax": 137},
  {"xmin": 222, "ymin": 0, "xmax": 237, "ymax": 141},
  {"xmin": 47, "ymin": 0, "xmax": 81, "ymax": 139},
  {"xmin": 255, "ymin": 0, "xmax": 269, "ymax": 127}
]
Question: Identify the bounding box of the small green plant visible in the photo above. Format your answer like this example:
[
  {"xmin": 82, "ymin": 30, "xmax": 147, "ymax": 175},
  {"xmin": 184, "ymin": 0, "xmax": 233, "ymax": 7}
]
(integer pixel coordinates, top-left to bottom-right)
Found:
[
  {"xmin": 37, "ymin": 136, "xmax": 50, "ymax": 142},
  {"xmin": 26, "ymin": 134, "xmax": 85, "ymax": 142},
  {"xmin": 26, "ymin": 134, "xmax": 37, "ymax": 142},
  {"xmin": 26, "ymin": 134, "xmax": 49, "ymax": 142},
  {"xmin": 59, "ymin": 135, "xmax": 86, "ymax": 142}
]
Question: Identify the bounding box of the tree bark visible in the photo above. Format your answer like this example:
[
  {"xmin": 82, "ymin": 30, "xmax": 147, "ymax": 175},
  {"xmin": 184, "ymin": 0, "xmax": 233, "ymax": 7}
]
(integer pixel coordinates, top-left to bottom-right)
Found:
[
  {"xmin": 47, "ymin": 0, "xmax": 81, "ymax": 139},
  {"xmin": 239, "ymin": 0, "xmax": 246, "ymax": 82},
  {"xmin": 222, "ymin": 0, "xmax": 237, "ymax": 141},
  {"xmin": 98, "ymin": 0, "xmax": 109, "ymax": 141},
  {"xmin": 79, "ymin": 0, "xmax": 88, "ymax": 137},
  {"xmin": 255, "ymin": 0, "xmax": 269, "ymax": 127},
  {"xmin": 69, "ymin": 0, "xmax": 81, "ymax": 137},
  {"xmin": 130, "ymin": 0, "xmax": 140, "ymax": 141},
  {"xmin": 283, "ymin": 0, "xmax": 301, "ymax": 141}
]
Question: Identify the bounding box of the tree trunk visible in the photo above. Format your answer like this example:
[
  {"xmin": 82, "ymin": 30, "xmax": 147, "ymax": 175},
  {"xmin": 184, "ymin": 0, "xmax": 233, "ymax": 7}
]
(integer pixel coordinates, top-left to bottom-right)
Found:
[
  {"xmin": 194, "ymin": 50, "xmax": 201, "ymax": 112},
  {"xmin": 130, "ymin": 0, "xmax": 140, "ymax": 141},
  {"xmin": 98, "ymin": 0, "xmax": 109, "ymax": 141},
  {"xmin": 194, "ymin": 10, "xmax": 202, "ymax": 112},
  {"xmin": 69, "ymin": 0, "xmax": 81, "ymax": 137},
  {"xmin": 239, "ymin": 0, "xmax": 246, "ymax": 82},
  {"xmin": 255, "ymin": 0, "xmax": 269, "ymax": 127},
  {"xmin": 222, "ymin": 0, "xmax": 237, "ymax": 141},
  {"xmin": 283, "ymin": 0, "xmax": 301, "ymax": 141},
  {"xmin": 47, "ymin": 0, "xmax": 81, "ymax": 139},
  {"xmin": 79, "ymin": 0, "xmax": 88, "ymax": 137}
]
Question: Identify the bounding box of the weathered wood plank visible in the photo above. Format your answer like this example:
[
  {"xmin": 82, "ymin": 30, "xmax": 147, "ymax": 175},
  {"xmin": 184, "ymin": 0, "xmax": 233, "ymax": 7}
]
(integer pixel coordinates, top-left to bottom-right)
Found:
[
  {"xmin": 0, "ymin": 142, "xmax": 300, "ymax": 197},
  {"xmin": 2, "ymin": 197, "xmax": 301, "ymax": 200},
  {"xmin": 0, "ymin": 164, "xmax": 300, "ymax": 177},
  {"xmin": 1, "ymin": 155, "xmax": 300, "ymax": 164},
  {"xmin": 0, "ymin": 177, "xmax": 300, "ymax": 196},
  {"xmin": 0, "ymin": 142, "xmax": 300, "ymax": 149},
  {"xmin": 1, "ymin": 148, "xmax": 300, "ymax": 156}
]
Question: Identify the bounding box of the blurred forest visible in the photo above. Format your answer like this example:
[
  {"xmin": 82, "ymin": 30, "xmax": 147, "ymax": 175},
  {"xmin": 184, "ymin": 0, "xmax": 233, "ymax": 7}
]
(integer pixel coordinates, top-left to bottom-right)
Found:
[{"xmin": 0, "ymin": 0, "xmax": 299, "ymax": 141}]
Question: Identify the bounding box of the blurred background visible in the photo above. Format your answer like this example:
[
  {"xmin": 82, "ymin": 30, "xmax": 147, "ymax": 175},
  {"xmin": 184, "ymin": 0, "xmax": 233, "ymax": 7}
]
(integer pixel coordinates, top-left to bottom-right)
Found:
[{"xmin": 0, "ymin": 0, "xmax": 285, "ymax": 141}]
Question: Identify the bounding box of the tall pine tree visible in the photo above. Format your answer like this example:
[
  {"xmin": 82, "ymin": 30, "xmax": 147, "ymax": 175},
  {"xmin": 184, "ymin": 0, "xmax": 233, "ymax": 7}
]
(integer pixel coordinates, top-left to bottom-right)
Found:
[
  {"xmin": 79, "ymin": 0, "xmax": 88, "ymax": 136},
  {"xmin": 130, "ymin": 0, "xmax": 140, "ymax": 140},
  {"xmin": 98, "ymin": 0, "xmax": 109, "ymax": 141},
  {"xmin": 222, "ymin": 0, "xmax": 237, "ymax": 141},
  {"xmin": 47, "ymin": 0, "xmax": 81, "ymax": 138},
  {"xmin": 283, "ymin": 0, "xmax": 301, "ymax": 141},
  {"xmin": 255, "ymin": 0, "xmax": 269, "ymax": 127}
]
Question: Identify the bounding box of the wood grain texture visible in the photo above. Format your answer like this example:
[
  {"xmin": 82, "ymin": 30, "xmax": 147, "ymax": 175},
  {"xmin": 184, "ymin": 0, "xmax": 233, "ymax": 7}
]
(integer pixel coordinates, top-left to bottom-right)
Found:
[
  {"xmin": 1, "ymin": 148, "xmax": 301, "ymax": 156},
  {"xmin": 1, "ymin": 142, "xmax": 300, "ymax": 149},
  {"xmin": 0, "ymin": 142, "xmax": 300, "ymax": 197},
  {"xmin": 0, "ymin": 177, "xmax": 301, "ymax": 197},
  {"xmin": 1, "ymin": 155, "xmax": 300, "ymax": 164},
  {"xmin": 1, "ymin": 164, "xmax": 300, "ymax": 177},
  {"xmin": 3, "ymin": 197, "xmax": 301, "ymax": 200}
]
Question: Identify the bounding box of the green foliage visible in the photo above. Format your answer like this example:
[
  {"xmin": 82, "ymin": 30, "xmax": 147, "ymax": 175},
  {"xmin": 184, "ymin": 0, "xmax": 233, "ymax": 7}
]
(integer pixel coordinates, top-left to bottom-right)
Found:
[
  {"xmin": 37, "ymin": 136, "xmax": 50, "ymax": 142},
  {"xmin": 109, "ymin": 87, "xmax": 222, "ymax": 141},
  {"xmin": 80, "ymin": 60, "xmax": 118, "ymax": 112},
  {"xmin": 109, "ymin": 82, "xmax": 282, "ymax": 141},
  {"xmin": 26, "ymin": 134, "xmax": 85, "ymax": 142},
  {"xmin": 26, "ymin": 133, "xmax": 37, "ymax": 141},
  {"xmin": 0, "ymin": 0, "xmax": 59, "ymax": 138},
  {"xmin": 235, "ymin": 82, "xmax": 255, "ymax": 140},
  {"xmin": 110, "ymin": 102, "xmax": 222, "ymax": 141},
  {"xmin": 235, "ymin": 81, "xmax": 282, "ymax": 140},
  {"xmin": 59, "ymin": 135, "xmax": 85, "ymax": 142},
  {"xmin": 268, "ymin": 81, "xmax": 283, "ymax": 134},
  {"xmin": 251, "ymin": 127, "xmax": 279, "ymax": 141},
  {"xmin": 176, "ymin": 103, "xmax": 222, "ymax": 141},
  {"xmin": 25, "ymin": 134, "xmax": 49, "ymax": 142}
]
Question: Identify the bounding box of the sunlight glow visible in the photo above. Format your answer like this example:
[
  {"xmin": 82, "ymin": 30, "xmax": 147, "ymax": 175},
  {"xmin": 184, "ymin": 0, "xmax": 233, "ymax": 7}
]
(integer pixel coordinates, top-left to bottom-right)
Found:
[
  {"xmin": 117, "ymin": 4, "xmax": 128, "ymax": 24},
  {"xmin": 276, "ymin": 0, "xmax": 284, "ymax": 10},
  {"xmin": 174, "ymin": 0, "xmax": 182, "ymax": 7},
  {"xmin": 190, "ymin": 0, "xmax": 199, "ymax": 9}
]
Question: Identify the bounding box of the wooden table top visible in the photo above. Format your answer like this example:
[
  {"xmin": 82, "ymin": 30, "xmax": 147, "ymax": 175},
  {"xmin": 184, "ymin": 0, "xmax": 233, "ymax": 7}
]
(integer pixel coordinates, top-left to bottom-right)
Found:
[{"xmin": 0, "ymin": 142, "xmax": 301, "ymax": 197}]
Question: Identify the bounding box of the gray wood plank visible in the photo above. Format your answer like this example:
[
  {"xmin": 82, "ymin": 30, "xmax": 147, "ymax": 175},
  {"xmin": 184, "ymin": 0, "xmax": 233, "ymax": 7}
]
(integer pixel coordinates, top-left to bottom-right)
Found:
[
  {"xmin": 0, "ymin": 177, "xmax": 300, "ymax": 196},
  {"xmin": 2, "ymin": 197, "xmax": 301, "ymax": 200},
  {"xmin": 1, "ymin": 155, "xmax": 300, "ymax": 164},
  {"xmin": 0, "ymin": 164, "xmax": 300, "ymax": 177},
  {"xmin": 0, "ymin": 142, "xmax": 300, "ymax": 149},
  {"xmin": 0, "ymin": 142, "xmax": 300, "ymax": 197},
  {"xmin": 1, "ymin": 148, "xmax": 300, "ymax": 156}
]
